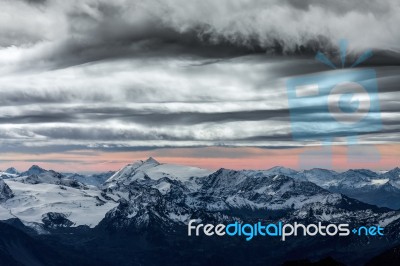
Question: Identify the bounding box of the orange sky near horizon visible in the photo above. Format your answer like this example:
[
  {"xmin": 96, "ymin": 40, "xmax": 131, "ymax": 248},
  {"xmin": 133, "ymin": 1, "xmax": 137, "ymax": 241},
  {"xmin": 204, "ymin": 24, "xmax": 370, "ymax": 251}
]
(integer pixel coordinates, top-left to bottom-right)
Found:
[{"xmin": 0, "ymin": 144, "xmax": 398, "ymax": 173}]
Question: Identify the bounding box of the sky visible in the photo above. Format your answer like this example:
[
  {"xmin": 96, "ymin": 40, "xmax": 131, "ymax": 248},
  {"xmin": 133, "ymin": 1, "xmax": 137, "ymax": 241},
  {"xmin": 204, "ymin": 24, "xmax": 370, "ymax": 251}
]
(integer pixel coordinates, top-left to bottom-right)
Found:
[{"xmin": 0, "ymin": 0, "xmax": 399, "ymax": 172}]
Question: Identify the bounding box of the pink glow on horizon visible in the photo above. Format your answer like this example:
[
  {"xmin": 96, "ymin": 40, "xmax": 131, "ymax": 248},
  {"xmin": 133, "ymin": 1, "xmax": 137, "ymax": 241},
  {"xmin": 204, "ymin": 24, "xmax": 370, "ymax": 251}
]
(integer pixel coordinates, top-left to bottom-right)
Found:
[{"xmin": 0, "ymin": 145, "xmax": 398, "ymax": 173}]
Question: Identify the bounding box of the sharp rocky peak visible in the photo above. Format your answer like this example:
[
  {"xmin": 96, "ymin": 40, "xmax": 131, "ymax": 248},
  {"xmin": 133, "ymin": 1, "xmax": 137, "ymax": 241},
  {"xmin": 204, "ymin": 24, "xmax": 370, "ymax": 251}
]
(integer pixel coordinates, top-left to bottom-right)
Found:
[{"xmin": 143, "ymin": 157, "xmax": 160, "ymax": 165}]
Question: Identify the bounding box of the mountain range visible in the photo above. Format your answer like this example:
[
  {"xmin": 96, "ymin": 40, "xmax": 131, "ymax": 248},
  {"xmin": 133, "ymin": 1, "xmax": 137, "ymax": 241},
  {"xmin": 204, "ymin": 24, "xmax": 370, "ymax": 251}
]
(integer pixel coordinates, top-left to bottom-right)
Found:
[{"xmin": 0, "ymin": 158, "xmax": 399, "ymax": 265}]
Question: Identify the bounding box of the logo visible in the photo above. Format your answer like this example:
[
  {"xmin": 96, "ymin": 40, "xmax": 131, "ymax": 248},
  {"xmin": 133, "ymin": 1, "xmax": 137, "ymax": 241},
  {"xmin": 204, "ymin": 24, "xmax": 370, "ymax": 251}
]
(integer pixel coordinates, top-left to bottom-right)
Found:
[
  {"xmin": 188, "ymin": 220, "xmax": 384, "ymax": 241},
  {"xmin": 286, "ymin": 40, "xmax": 382, "ymax": 168}
]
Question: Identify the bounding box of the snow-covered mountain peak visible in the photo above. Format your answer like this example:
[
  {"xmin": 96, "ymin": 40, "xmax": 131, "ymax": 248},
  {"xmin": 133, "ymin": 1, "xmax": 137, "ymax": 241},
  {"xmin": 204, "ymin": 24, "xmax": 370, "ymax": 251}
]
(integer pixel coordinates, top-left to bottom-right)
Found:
[
  {"xmin": 262, "ymin": 166, "xmax": 309, "ymax": 181},
  {"xmin": 265, "ymin": 166, "xmax": 299, "ymax": 176},
  {"xmin": 343, "ymin": 169, "xmax": 378, "ymax": 178},
  {"xmin": 299, "ymin": 168, "xmax": 339, "ymax": 187},
  {"xmin": 10, "ymin": 166, "xmax": 87, "ymax": 189},
  {"xmin": 144, "ymin": 157, "xmax": 160, "ymax": 165},
  {"xmin": 105, "ymin": 158, "xmax": 213, "ymax": 186},
  {"xmin": 304, "ymin": 168, "xmax": 338, "ymax": 175},
  {"xmin": 382, "ymin": 167, "xmax": 400, "ymax": 190},
  {"xmin": 21, "ymin": 165, "xmax": 46, "ymax": 176},
  {"xmin": 382, "ymin": 167, "xmax": 400, "ymax": 179},
  {"xmin": 213, "ymin": 168, "xmax": 236, "ymax": 175},
  {"xmin": 0, "ymin": 167, "xmax": 19, "ymax": 179},
  {"xmin": 64, "ymin": 171, "xmax": 115, "ymax": 187},
  {"xmin": 5, "ymin": 167, "xmax": 19, "ymax": 175}
]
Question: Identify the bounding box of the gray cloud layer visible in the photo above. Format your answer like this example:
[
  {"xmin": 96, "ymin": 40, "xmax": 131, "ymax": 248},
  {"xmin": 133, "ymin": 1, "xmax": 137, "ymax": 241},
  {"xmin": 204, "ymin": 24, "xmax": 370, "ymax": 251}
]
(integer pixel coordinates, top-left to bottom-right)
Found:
[{"xmin": 0, "ymin": 0, "xmax": 399, "ymax": 152}]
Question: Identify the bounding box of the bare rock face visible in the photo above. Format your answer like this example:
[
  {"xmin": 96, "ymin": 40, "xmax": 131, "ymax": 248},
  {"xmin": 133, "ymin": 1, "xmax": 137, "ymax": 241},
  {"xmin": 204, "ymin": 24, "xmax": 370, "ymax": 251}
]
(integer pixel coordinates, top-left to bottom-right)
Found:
[
  {"xmin": 42, "ymin": 212, "xmax": 74, "ymax": 228},
  {"xmin": 0, "ymin": 179, "xmax": 13, "ymax": 202}
]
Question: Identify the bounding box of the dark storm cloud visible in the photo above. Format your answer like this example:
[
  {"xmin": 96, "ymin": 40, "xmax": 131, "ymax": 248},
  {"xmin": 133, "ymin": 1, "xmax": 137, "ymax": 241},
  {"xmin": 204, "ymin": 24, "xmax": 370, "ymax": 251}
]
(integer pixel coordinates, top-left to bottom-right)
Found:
[
  {"xmin": 2, "ymin": 0, "xmax": 400, "ymax": 71},
  {"xmin": 0, "ymin": 102, "xmax": 396, "ymax": 127},
  {"xmin": 0, "ymin": 143, "xmax": 86, "ymax": 153},
  {"xmin": 0, "ymin": 0, "xmax": 399, "ymax": 153},
  {"xmin": 0, "ymin": 143, "xmax": 159, "ymax": 153},
  {"xmin": 284, "ymin": 0, "xmax": 392, "ymax": 14},
  {"xmin": 22, "ymin": 0, "xmax": 47, "ymax": 5},
  {"xmin": 0, "ymin": 108, "xmax": 289, "ymax": 125}
]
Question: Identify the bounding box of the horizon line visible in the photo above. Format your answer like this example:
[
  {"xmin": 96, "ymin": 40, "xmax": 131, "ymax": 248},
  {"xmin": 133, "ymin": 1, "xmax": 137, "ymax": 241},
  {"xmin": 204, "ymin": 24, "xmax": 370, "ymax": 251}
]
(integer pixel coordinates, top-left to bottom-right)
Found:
[{"xmin": 1, "ymin": 156, "xmax": 398, "ymax": 175}]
